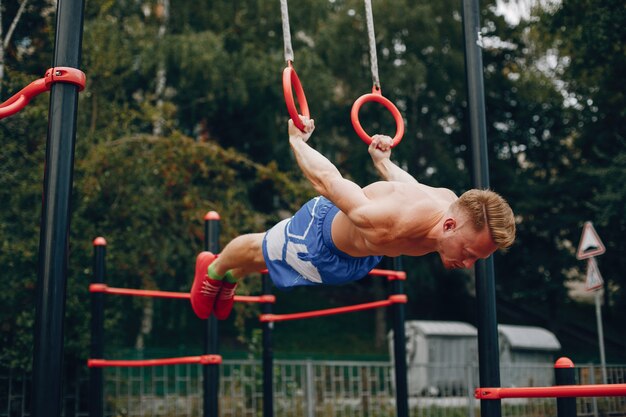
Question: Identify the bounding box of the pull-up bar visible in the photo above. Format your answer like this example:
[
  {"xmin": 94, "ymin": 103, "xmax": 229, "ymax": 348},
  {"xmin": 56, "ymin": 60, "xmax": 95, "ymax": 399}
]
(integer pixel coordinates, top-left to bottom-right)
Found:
[
  {"xmin": 259, "ymin": 294, "xmax": 407, "ymax": 322},
  {"xmin": 88, "ymin": 355, "xmax": 222, "ymax": 368},
  {"xmin": 367, "ymin": 268, "xmax": 406, "ymax": 280},
  {"xmin": 89, "ymin": 283, "xmax": 276, "ymax": 304},
  {"xmin": 0, "ymin": 67, "xmax": 86, "ymax": 119},
  {"xmin": 475, "ymin": 384, "xmax": 626, "ymax": 399}
]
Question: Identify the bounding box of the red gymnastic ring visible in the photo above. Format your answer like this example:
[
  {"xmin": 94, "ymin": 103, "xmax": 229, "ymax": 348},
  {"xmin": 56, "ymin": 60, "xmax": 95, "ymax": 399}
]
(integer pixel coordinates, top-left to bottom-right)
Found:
[
  {"xmin": 282, "ymin": 64, "xmax": 310, "ymax": 132},
  {"xmin": 351, "ymin": 86, "xmax": 404, "ymax": 147}
]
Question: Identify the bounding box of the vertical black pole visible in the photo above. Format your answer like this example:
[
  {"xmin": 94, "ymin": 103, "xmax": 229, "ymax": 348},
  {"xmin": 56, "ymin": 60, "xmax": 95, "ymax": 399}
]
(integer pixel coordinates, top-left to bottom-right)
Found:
[
  {"xmin": 460, "ymin": 1, "xmax": 501, "ymax": 417},
  {"xmin": 204, "ymin": 211, "xmax": 220, "ymax": 417},
  {"xmin": 262, "ymin": 275, "xmax": 274, "ymax": 417},
  {"xmin": 31, "ymin": 1, "xmax": 85, "ymax": 416},
  {"xmin": 555, "ymin": 357, "xmax": 576, "ymax": 417},
  {"xmin": 391, "ymin": 257, "xmax": 409, "ymax": 417},
  {"xmin": 90, "ymin": 237, "xmax": 106, "ymax": 417}
]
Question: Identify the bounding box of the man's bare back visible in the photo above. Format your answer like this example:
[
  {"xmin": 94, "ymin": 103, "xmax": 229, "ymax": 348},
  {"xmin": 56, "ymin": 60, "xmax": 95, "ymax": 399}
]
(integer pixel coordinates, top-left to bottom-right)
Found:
[{"xmin": 331, "ymin": 181, "xmax": 458, "ymax": 257}]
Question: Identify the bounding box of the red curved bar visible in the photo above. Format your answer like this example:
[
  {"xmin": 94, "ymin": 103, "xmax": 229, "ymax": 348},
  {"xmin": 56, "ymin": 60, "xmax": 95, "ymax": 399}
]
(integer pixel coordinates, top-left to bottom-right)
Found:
[
  {"xmin": 351, "ymin": 86, "xmax": 404, "ymax": 147},
  {"xmin": 88, "ymin": 354, "xmax": 222, "ymax": 368},
  {"xmin": 0, "ymin": 67, "xmax": 86, "ymax": 119},
  {"xmin": 475, "ymin": 384, "xmax": 626, "ymax": 399},
  {"xmin": 48, "ymin": 67, "xmax": 86, "ymax": 91},
  {"xmin": 89, "ymin": 284, "xmax": 275, "ymax": 303},
  {"xmin": 282, "ymin": 63, "xmax": 310, "ymax": 132},
  {"xmin": 259, "ymin": 294, "xmax": 407, "ymax": 322},
  {"xmin": 0, "ymin": 78, "xmax": 48, "ymax": 119}
]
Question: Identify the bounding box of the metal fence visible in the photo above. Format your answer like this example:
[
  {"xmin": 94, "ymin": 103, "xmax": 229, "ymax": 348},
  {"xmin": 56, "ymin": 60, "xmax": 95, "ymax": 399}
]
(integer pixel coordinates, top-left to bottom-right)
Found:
[{"xmin": 2, "ymin": 361, "xmax": 626, "ymax": 417}]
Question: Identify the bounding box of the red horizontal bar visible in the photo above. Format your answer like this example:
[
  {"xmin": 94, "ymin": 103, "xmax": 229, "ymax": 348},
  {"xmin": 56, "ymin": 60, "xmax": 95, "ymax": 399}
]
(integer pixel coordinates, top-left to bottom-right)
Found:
[
  {"xmin": 475, "ymin": 384, "xmax": 626, "ymax": 399},
  {"xmin": 259, "ymin": 294, "xmax": 407, "ymax": 322},
  {"xmin": 89, "ymin": 284, "xmax": 275, "ymax": 303},
  {"xmin": 88, "ymin": 355, "xmax": 222, "ymax": 368},
  {"xmin": 368, "ymin": 268, "xmax": 407, "ymax": 280}
]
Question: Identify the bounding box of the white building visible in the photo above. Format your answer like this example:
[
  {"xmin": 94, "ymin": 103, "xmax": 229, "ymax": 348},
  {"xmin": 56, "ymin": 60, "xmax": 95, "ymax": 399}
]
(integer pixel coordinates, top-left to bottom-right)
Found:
[
  {"xmin": 389, "ymin": 321, "xmax": 561, "ymax": 396},
  {"xmin": 498, "ymin": 324, "xmax": 562, "ymax": 387}
]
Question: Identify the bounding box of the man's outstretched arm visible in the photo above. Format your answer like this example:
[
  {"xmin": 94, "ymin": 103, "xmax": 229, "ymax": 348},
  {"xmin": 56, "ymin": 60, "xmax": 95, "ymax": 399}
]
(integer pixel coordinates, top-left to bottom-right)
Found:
[
  {"xmin": 288, "ymin": 117, "xmax": 370, "ymax": 219},
  {"xmin": 369, "ymin": 135, "xmax": 419, "ymax": 185}
]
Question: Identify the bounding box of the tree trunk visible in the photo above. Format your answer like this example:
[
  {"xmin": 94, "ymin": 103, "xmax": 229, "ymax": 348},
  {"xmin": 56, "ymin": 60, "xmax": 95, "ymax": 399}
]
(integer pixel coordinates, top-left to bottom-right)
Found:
[
  {"xmin": 152, "ymin": 0, "xmax": 169, "ymax": 136},
  {"xmin": 135, "ymin": 297, "xmax": 154, "ymax": 350},
  {"xmin": 0, "ymin": 0, "xmax": 30, "ymax": 97}
]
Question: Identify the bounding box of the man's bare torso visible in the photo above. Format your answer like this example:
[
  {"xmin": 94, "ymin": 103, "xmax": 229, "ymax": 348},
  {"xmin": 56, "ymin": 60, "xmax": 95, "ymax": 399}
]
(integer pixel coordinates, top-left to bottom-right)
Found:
[{"xmin": 330, "ymin": 181, "xmax": 458, "ymax": 257}]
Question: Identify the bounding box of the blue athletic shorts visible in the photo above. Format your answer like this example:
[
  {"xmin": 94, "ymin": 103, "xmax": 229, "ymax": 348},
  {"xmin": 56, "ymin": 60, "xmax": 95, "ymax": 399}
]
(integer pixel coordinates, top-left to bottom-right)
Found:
[{"xmin": 262, "ymin": 196, "xmax": 383, "ymax": 289}]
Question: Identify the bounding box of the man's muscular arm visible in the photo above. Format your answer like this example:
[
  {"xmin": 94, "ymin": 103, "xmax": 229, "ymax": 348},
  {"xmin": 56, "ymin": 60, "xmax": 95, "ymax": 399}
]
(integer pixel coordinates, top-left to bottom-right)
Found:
[
  {"xmin": 369, "ymin": 135, "xmax": 419, "ymax": 185},
  {"xmin": 288, "ymin": 117, "xmax": 371, "ymax": 224}
]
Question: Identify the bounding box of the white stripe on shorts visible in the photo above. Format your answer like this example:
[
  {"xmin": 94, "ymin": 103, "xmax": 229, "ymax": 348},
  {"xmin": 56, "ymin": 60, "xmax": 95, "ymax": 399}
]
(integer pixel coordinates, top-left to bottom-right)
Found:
[{"xmin": 265, "ymin": 217, "xmax": 322, "ymax": 283}]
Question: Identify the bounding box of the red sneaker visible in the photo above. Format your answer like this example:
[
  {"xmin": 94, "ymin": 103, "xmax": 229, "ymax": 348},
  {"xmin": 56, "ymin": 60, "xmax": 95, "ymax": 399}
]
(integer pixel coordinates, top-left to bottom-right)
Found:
[
  {"xmin": 190, "ymin": 252, "xmax": 222, "ymax": 319},
  {"xmin": 213, "ymin": 281, "xmax": 237, "ymax": 320}
]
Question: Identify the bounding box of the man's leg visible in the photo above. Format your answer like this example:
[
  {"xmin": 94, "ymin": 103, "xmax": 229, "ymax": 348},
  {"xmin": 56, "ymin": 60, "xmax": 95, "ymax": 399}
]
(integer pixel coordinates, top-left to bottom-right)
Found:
[
  {"xmin": 211, "ymin": 232, "xmax": 267, "ymax": 278},
  {"xmin": 191, "ymin": 233, "xmax": 266, "ymax": 320},
  {"xmin": 211, "ymin": 233, "xmax": 266, "ymax": 320}
]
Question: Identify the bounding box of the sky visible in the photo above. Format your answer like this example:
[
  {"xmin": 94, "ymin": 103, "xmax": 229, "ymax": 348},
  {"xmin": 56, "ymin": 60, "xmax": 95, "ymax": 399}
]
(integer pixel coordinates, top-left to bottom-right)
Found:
[{"xmin": 495, "ymin": 0, "xmax": 561, "ymax": 25}]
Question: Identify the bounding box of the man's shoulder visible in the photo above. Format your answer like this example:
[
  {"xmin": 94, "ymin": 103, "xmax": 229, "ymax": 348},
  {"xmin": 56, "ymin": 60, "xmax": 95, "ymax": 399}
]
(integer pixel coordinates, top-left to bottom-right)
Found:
[
  {"xmin": 405, "ymin": 183, "xmax": 458, "ymax": 201},
  {"xmin": 364, "ymin": 181, "xmax": 457, "ymax": 205}
]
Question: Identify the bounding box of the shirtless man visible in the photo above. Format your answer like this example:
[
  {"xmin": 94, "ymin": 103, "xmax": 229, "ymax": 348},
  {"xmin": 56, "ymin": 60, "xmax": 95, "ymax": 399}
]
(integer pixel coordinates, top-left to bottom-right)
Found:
[{"xmin": 190, "ymin": 117, "xmax": 516, "ymax": 320}]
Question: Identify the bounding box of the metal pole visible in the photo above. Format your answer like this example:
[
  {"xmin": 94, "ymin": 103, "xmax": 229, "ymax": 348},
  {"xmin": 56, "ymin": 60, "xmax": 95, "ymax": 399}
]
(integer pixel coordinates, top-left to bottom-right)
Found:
[
  {"xmin": 392, "ymin": 257, "xmax": 409, "ymax": 417},
  {"xmin": 460, "ymin": 1, "xmax": 501, "ymax": 416},
  {"xmin": 31, "ymin": 0, "xmax": 85, "ymax": 416},
  {"xmin": 90, "ymin": 238, "xmax": 106, "ymax": 417},
  {"xmin": 588, "ymin": 363, "xmax": 599, "ymax": 417},
  {"xmin": 204, "ymin": 212, "xmax": 221, "ymax": 417},
  {"xmin": 594, "ymin": 291, "xmax": 607, "ymax": 384},
  {"xmin": 262, "ymin": 274, "xmax": 274, "ymax": 417},
  {"xmin": 305, "ymin": 359, "xmax": 315, "ymax": 417},
  {"xmin": 554, "ymin": 357, "xmax": 576, "ymax": 417}
]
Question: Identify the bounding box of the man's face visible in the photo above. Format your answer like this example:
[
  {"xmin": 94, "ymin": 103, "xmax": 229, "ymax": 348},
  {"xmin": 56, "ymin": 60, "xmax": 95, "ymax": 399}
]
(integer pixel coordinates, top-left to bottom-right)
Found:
[{"xmin": 438, "ymin": 217, "xmax": 498, "ymax": 270}]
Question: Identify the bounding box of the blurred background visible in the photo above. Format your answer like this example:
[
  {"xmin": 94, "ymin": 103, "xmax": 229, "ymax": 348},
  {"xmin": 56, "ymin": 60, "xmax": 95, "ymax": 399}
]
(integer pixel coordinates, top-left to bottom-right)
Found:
[{"xmin": 1, "ymin": 0, "xmax": 624, "ymax": 386}]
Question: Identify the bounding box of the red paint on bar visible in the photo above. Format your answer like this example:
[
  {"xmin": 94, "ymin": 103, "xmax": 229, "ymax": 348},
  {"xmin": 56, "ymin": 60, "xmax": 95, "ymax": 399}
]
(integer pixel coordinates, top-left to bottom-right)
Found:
[
  {"xmin": 88, "ymin": 354, "xmax": 222, "ymax": 368},
  {"xmin": 554, "ymin": 357, "xmax": 574, "ymax": 368},
  {"xmin": 259, "ymin": 295, "xmax": 407, "ymax": 322},
  {"xmin": 204, "ymin": 211, "xmax": 220, "ymax": 220},
  {"xmin": 475, "ymin": 384, "xmax": 626, "ymax": 399}
]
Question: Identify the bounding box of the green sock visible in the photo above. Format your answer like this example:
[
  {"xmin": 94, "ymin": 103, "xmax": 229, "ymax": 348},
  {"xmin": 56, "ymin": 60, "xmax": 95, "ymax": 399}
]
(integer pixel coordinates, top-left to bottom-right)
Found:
[
  {"xmin": 223, "ymin": 270, "xmax": 238, "ymax": 284},
  {"xmin": 208, "ymin": 264, "xmax": 238, "ymax": 284},
  {"xmin": 208, "ymin": 264, "xmax": 224, "ymax": 280}
]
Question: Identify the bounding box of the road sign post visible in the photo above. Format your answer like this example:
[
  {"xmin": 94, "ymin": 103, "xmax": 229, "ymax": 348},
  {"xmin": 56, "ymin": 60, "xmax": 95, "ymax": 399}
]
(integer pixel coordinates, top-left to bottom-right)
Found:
[
  {"xmin": 577, "ymin": 222, "xmax": 607, "ymax": 384},
  {"xmin": 576, "ymin": 222, "xmax": 606, "ymax": 260}
]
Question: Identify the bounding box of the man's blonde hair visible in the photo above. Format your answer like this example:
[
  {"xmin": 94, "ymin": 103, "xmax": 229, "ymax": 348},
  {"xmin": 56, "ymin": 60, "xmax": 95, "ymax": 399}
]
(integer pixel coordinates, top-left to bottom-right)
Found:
[{"xmin": 454, "ymin": 189, "xmax": 516, "ymax": 249}]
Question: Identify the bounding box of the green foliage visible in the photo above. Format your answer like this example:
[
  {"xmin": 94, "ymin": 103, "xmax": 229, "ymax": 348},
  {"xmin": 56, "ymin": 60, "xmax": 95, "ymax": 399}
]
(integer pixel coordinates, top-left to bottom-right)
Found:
[
  {"xmin": 1, "ymin": 0, "xmax": 625, "ymax": 368},
  {"xmin": 521, "ymin": 0, "xmax": 626, "ymax": 327}
]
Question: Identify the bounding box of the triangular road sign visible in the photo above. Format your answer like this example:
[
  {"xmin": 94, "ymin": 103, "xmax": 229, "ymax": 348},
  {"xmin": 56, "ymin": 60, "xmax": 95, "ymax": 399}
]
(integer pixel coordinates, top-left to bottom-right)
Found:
[
  {"xmin": 585, "ymin": 258, "xmax": 604, "ymax": 291},
  {"xmin": 576, "ymin": 221, "xmax": 606, "ymax": 260}
]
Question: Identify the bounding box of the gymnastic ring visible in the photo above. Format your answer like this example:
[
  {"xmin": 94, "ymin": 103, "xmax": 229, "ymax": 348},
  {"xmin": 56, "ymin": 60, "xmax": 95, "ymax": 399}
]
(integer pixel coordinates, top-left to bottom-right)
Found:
[
  {"xmin": 351, "ymin": 86, "xmax": 404, "ymax": 147},
  {"xmin": 282, "ymin": 63, "xmax": 310, "ymax": 132}
]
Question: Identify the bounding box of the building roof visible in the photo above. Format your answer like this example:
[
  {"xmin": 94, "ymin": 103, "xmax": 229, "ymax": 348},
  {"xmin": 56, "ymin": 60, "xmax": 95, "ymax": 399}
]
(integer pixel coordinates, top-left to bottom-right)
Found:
[
  {"xmin": 407, "ymin": 320, "xmax": 477, "ymax": 337},
  {"xmin": 498, "ymin": 324, "xmax": 561, "ymax": 351},
  {"xmin": 403, "ymin": 321, "xmax": 561, "ymax": 351}
]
